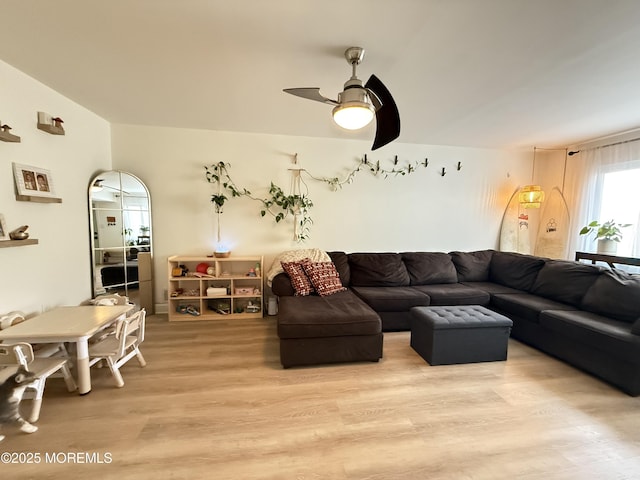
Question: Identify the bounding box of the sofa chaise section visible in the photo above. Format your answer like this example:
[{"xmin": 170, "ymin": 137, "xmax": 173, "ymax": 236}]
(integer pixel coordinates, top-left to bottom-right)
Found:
[{"xmin": 275, "ymin": 282, "xmax": 382, "ymax": 368}]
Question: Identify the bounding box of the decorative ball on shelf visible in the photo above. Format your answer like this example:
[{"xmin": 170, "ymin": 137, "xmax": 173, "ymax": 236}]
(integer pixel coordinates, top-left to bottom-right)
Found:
[
  {"xmin": 206, "ymin": 266, "xmax": 215, "ymax": 275},
  {"xmin": 196, "ymin": 262, "xmax": 210, "ymax": 274}
]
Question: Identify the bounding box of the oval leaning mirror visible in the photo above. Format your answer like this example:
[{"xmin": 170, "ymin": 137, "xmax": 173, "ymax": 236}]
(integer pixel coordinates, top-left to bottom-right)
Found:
[{"xmin": 89, "ymin": 171, "xmax": 153, "ymax": 312}]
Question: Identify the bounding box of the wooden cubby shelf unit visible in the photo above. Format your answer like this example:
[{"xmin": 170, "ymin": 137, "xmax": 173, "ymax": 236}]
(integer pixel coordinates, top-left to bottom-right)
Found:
[{"xmin": 168, "ymin": 255, "xmax": 264, "ymax": 321}]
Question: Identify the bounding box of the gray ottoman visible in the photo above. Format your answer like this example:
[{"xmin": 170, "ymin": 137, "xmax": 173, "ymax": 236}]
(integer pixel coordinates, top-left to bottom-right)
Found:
[{"xmin": 410, "ymin": 305, "xmax": 513, "ymax": 365}]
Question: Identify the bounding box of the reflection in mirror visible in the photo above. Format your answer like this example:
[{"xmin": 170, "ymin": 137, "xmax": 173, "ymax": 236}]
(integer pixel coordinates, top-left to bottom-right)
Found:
[{"xmin": 89, "ymin": 171, "xmax": 153, "ymax": 311}]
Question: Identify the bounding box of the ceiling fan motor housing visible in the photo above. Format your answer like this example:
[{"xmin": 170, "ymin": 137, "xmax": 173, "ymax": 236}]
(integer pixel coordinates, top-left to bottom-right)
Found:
[{"xmin": 337, "ymin": 84, "xmax": 374, "ymax": 108}]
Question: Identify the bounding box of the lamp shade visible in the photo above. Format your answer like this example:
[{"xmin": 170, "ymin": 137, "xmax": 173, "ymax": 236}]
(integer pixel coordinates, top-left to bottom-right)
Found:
[
  {"xmin": 518, "ymin": 185, "xmax": 545, "ymax": 208},
  {"xmin": 332, "ymin": 102, "xmax": 375, "ymax": 130}
]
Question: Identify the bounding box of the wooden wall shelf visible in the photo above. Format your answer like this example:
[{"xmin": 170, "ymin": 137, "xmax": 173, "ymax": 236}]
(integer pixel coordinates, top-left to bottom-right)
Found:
[
  {"xmin": 0, "ymin": 239, "xmax": 39, "ymax": 248},
  {"xmin": 15, "ymin": 194, "xmax": 62, "ymax": 203},
  {"xmin": 0, "ymin": 130, "xmax": 21, "ymax": 142},
  {"xmin": 37, "ymin": 123, "xmax": 65, "ymax": 135}
]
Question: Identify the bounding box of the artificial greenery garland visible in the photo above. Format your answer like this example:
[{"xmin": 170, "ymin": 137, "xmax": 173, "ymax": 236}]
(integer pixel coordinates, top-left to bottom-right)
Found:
[{"xmin": 205, "ymin": 154, "xmax": 432, "ymax": 242}]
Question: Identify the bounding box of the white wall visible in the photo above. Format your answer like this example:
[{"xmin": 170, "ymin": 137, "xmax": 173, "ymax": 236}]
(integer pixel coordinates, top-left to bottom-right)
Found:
[
  {"xmin": 111, "ymin": 125, "xmax": 532, "ymax": 308},
  {"xmin": 0, "ymin": 59, "xmax": 112, "ymax": 315}
]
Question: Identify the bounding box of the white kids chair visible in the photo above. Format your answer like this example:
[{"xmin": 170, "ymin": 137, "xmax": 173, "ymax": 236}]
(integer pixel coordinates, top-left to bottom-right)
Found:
[
  {"xmin": 88, "ymin": 309, "xmax": 146, "ymax": 387},
  {"xmin": 0, "ymin": 342, "xmax": 77, "ymax": 422}
]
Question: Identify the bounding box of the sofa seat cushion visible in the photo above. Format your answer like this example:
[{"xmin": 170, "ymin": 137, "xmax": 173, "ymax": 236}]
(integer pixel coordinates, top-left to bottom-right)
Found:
[
  {"xmin": 540, "ymin": 310, "xmax": 640, "ymax": 364},
  {"xmin": 277, "ymin": 290, "xmax": 381, "ymax": 339},
  {"xmin": 491, "ymin": 292, "xmax": 578, "ymax": 323},
  {"xmin": 411, "ymin": 284, "xmax": 490, "ymax": 306},
  {"xmin": 401, "ymin": 252, "xmax": 457, "ymax": 285},
  {"xmin": 531, "ymin": 260, "xmax": 602, "ymax": 306},
  {"xmin": 351, "ymin": 286, "xmax": 430, "ymax": 312},
  {"xmin": 348, "ymin": 253, "xmax": 410, "ymax": 287},
  {"xmin": 489, "ymin": 252, "xmax": 546, "ymax": 291},
  {"xmin": 461, "ymin": 281, "xmax": 523, "ymax": 296}
]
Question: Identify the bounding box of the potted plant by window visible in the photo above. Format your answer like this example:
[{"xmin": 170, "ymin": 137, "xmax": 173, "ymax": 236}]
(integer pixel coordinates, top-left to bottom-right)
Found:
[{"xmin": 579, "ymin": 219, "xmax": 631, "ymax": 254}]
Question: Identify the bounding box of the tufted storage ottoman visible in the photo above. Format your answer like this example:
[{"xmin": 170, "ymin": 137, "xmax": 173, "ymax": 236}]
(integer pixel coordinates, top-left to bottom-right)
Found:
[{"xmin": 410, "ymin": 305, "xmax": 513, "ymax": 365}]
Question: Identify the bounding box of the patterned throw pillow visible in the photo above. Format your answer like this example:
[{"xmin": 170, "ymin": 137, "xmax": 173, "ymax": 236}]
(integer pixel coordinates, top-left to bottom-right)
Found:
[
  {"xmin": 281, "ymin": 259, "xmax": 314, "ymax": 296},
  {"xmin": 302, "ymin": 261, "xmax": 347, "ymax": 296}
]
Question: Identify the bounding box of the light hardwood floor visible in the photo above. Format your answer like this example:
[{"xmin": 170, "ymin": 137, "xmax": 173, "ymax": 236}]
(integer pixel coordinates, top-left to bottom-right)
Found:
[{"xmin": 3, "ymin": 315, "xmax": 640, "ymax": 479}]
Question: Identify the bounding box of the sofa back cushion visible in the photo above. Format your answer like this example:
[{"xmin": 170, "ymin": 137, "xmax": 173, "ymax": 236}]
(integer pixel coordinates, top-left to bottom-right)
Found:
[
  {"xmin": 450, "ymin": 250, "xmax": 494, "ymax": 282},
  {"xmin": 348, "ymin": 253, "xmax": 410, "ymax": 287},
  {"xmin": 328, "ymin": 251, "xmax": 350, "ymax": 287},
  {"xmin": 531, "ymin": 260, "xmax": 603, "ymax": 306},
  {"xmin": 489, "ymin": 251, "xmax": 546, "ymax": 291},
  {"xmin": 401, "ymin": 252, "xmax": 457, "ymax": 285},
  {"xmin": 581, "ymin": 269, "xmax": 640, "ymax": 323}
]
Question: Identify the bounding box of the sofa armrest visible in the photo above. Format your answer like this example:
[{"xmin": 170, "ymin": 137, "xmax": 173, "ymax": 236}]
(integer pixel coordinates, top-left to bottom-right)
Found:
[{"xmin": 271, "ymin": 272, "xmax": 295, "ymax": 296}]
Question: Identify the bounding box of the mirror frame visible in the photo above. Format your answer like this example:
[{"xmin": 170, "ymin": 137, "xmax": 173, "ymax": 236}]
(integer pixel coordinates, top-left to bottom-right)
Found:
[{"xmin": 88, "ymin": 170, "xmax": 152, "ymax": 303}]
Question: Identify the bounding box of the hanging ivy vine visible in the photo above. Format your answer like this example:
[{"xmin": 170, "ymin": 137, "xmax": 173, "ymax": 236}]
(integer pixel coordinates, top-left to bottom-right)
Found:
[
  {"xmin": 205, "ymin": 162, "xmax": 313, "ymax": 242},
  {"xmin": 205, "ymin": 153, "xmax": 435, "ymax": 242},
  {"xmin": 305, "ymin": 154, "xmax": 430, "ymax": 191},
  {"xmin": 205, "ymin": 162, "xmax": 249, "ymax": 213}
]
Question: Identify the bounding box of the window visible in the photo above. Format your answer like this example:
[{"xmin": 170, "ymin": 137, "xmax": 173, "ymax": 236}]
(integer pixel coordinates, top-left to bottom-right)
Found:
[
  {"xmin": 565, "ymin": 138, "xmax": 640, "ymax": 264},
  {"xmin": 594, "ymin": 162, "xmax": 640, "ymax": 258}
]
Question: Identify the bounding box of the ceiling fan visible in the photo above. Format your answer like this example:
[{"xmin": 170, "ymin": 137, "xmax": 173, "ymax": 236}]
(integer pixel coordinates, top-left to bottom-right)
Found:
[
  {"xmin": 91, "ymin": 179, "xmax": 131, "ymax": 195},
  {"xmin": 284, "ymin": 47, "xmax": 400, "ymax": 151}
]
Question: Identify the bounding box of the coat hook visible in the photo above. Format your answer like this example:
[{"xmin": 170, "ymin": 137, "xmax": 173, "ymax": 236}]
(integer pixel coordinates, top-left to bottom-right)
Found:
[
  {"xmin": 423, "ymin": 158, "xmax": 429, "ymax": 167},
  {"xmin": 441, "ymin": 167, "xmax": 446, "ymax": 176},
  {"xmin": 457, "ymin": 161, "xmax": 462, "ymax": 171},
  {"xmin": 363, "ymin": 154, "xmax": 368, "ymax": 164},
  {"xmin": 394, "ymin": 155, "xmax": 398, "ymax": 165}
]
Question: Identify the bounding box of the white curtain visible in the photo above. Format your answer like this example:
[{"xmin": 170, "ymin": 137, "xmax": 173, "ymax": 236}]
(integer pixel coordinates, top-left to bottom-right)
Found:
[{"xmin": 565, "ymin": 139, "xmax": 640, "ymax": 258}]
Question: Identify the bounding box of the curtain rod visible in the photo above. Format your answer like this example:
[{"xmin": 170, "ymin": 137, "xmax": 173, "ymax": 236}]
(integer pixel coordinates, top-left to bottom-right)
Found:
[{"xmin": 568, "ymin": 135, "xmax": 640, "ymax": 156}]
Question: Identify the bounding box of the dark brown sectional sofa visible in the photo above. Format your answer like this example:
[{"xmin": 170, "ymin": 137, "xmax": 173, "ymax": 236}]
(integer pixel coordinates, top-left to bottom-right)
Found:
[{"xmin": 272, "ymin": 250, "xmax": 640, "ymax": 396}]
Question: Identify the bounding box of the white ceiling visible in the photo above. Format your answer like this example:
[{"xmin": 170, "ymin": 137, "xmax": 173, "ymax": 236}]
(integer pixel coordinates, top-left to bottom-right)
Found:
[{"xmin": 2, "ymin": 0, "xmax": 640, "ymax": 150}]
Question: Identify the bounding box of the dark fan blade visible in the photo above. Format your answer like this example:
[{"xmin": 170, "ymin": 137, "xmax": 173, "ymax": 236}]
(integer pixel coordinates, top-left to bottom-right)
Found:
[
  {"xmin": 283, "ymin": 88, "xmax": 339, "ymax": 106},
  {"xmin": 365, "ymin": 74, "xmax": 400, "ymax": 150}
]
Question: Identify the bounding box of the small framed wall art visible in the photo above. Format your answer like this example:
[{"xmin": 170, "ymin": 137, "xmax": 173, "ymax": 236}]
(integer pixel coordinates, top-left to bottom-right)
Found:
[{"xmin": 12, "ymin": 162, "xmax": 61, "ymax": 202}]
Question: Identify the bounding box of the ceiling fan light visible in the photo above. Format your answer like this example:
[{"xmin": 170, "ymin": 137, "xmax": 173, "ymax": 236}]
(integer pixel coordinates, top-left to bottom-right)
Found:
[{"xmin": 332, "ymin": 102, "xmax": 375, "ymax": 130}]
